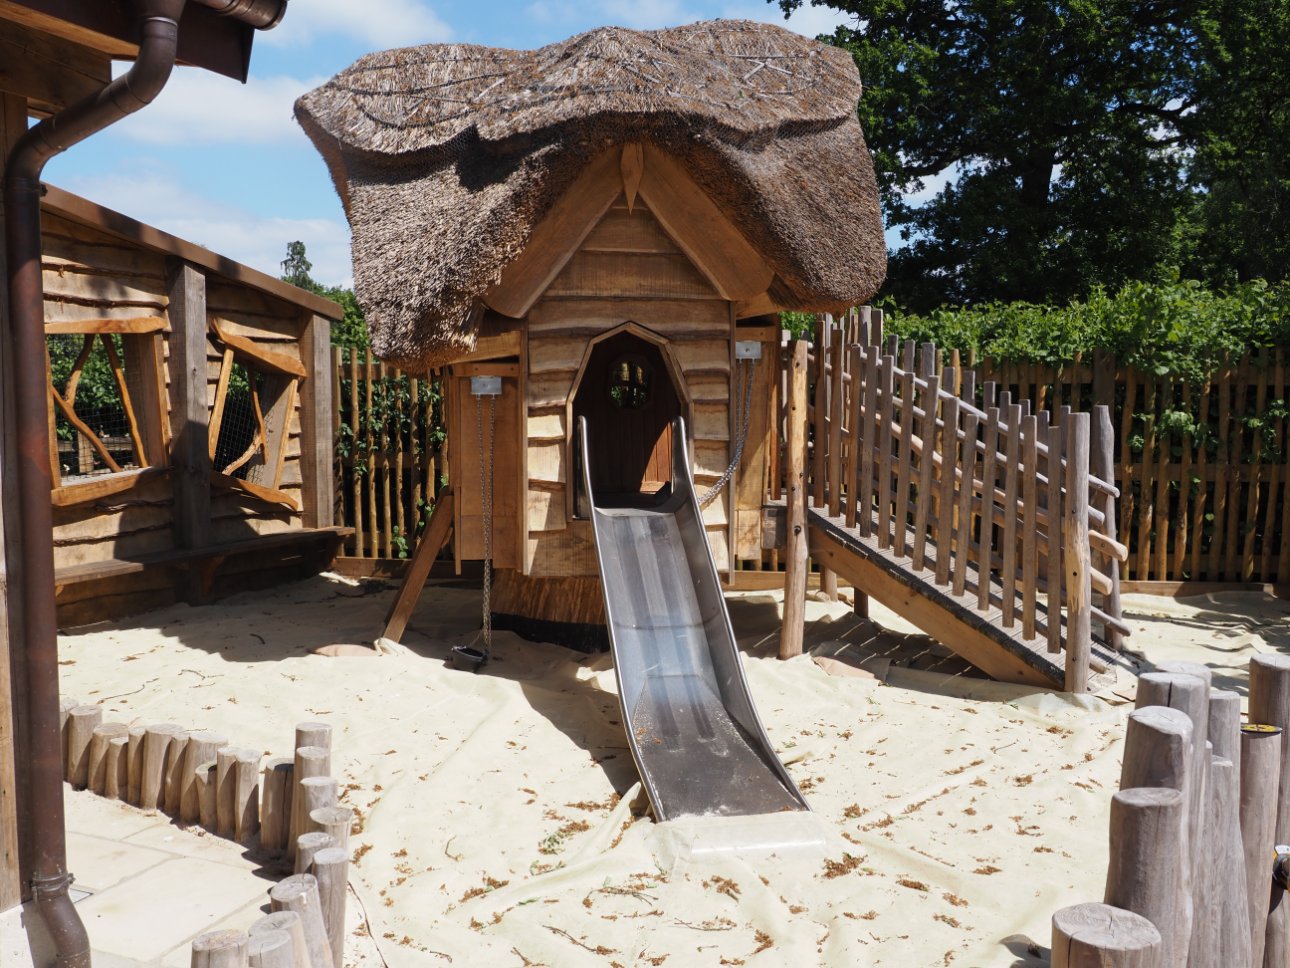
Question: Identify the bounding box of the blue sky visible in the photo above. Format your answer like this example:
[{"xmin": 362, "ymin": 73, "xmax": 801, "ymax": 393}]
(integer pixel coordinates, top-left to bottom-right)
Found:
[{"xmin": 43, "ymin": 0, "xmax": 856, "ymax": 287}]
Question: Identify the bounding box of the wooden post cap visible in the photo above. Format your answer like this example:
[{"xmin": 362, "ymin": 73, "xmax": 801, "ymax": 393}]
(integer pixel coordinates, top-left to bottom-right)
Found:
[{"xmin": 1052, "ymin": 902, "xmax": 1162, "ymax": 967}]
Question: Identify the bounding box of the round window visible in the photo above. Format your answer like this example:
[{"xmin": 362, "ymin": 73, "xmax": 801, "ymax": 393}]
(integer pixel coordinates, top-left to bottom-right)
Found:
[{"xmin": 608, "ymin": 355, "xmax": 651, "ymax": 410}]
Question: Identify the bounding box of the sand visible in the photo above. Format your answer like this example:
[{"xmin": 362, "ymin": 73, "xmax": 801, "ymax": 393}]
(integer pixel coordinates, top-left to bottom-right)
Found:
[{"xmin": 54, "ymin": 576, "xmax": 1290, "ymax": 967}]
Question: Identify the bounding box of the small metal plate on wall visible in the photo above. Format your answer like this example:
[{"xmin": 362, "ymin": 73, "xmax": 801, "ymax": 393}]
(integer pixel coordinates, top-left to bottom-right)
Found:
[
  {"xmin": 470, "ymin": 375, "xmax": 503, "ymax": 396},
  {"xmin": 735, "ymin": 340, "xmax": 763, "ymax": 360}
]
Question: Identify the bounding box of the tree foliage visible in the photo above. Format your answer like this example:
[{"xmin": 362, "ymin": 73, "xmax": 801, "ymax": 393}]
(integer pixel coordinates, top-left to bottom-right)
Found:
[
  {"xmin": 772, "ymin": 0, "xmax": 1288, "ymax": 309},
  {"xmin": 280, "ymin": 240, "xmax": 368, "ymax": 348}
]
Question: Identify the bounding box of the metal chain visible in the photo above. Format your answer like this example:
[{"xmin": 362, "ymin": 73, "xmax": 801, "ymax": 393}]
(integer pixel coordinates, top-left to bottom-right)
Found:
[
  {"xmin": 476, "ymin": 392, "xmax": 496, "ymax": 654},
  {"xmin": 700, "ymin": 357, "xmax": 757, "ymax": 507}
]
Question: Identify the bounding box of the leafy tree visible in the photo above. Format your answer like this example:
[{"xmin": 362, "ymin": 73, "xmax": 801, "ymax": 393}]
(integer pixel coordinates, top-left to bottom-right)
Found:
[
  {"xmin": 279, "ymin": 240, "xmax": 368, "ymax": 348},
  {"xmin": 773, "ymin": 0, "xmax": 1205, "ymax": 310},
  {"xmin": 281, "ymin": 240, "xmax": 317, "ymax": 291}
]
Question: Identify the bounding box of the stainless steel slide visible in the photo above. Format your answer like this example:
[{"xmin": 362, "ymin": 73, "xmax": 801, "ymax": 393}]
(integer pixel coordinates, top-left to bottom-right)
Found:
[{"xmin": 580, "ymin": 417, "xmax": 810, "ymax": 822}]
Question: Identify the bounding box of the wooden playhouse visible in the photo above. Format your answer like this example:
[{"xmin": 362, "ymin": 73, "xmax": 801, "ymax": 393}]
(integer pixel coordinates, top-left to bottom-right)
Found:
[{"xmin": 297, "ymin": 20, "xmax": 887, "ymax": 643}]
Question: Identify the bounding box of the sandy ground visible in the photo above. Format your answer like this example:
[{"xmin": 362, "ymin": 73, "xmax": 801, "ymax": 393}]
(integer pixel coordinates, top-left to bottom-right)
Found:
[{"xmin": 54, "ymin": 576, "xmax": 1290, "ymax": 967}]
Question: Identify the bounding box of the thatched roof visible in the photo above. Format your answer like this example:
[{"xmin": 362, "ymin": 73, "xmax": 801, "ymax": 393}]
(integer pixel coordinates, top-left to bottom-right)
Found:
[{"xmin": 296, "ymin": 19, "xmax": 886, "ymax": 371}]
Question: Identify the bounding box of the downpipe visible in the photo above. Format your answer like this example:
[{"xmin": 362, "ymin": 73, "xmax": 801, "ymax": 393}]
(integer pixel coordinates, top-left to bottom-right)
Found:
[{"xmin": 2, "ymin": 2, "xmax": 185, "ymax": 964}]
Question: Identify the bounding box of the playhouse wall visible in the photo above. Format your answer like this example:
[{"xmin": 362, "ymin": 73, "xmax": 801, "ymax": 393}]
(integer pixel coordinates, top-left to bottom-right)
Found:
[{"xmin": 522, "ymin": 197, "xmax": 734, "ymax": 576}]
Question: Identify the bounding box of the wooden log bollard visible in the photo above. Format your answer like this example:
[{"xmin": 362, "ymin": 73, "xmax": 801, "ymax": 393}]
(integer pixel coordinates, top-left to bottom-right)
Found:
[
  {"xmin": 104, "ymin": 734, "xmax": 129, "ymax": 801},
  {"xmin": 1119, "ymin": 705, "xmax": 1194, "ymax": 965},
  {"xmin": 246, "ymin": 930, "xmax": 294, "ymax": 968},
  {"xmin": 127, "ymin": 724, "xmax": 147, "ymax": 805},
  {"xmin": 1104, "ymin": 787, "xmax": 1187, "ymax": 968},
  {"xmin": 216, "ymin": 747, "xmax": 239, "ymax": 838},
  {"xmin": 197, "ymin": 761, "xmax": 219, "ymax": 831},
  {"xmin": 312, "ymin": 846, "xmax": 348, "ymax": 968},
  {"xmin": 298, "ymin": 777, "xmax": 338, "ymax": 838},
  {"xmin": 59, "ymin": 696, "xmax": 77, "ymax": 773},
  {"xmin": 65, "ymin": 705, "xmax": 103, "ymax": 788},
  {"xmin": 288, "ymin": 747, "xmax": 329, "ymax": 862},
  {"xmin": 1240, "ymin": 723, "xmax": 1282, "ymax": 968},
  {"xmin": 247, "ymin": 911, "xmax": 307, "ymax": 968},
  {"xmin": 87, "ymin": 722, "xmax": 128, "ymax": 795},
  {"xmin": 1189, "ymin": 756, "xmax": 1252, "ymax": 967},
  {"xmin": 181, "ymin": 732, "xmax": 227, "ymax": 824},
  {"xmin": 1249, "ymin": 654, "xmax": 1290, "ymax": 968},
  {"xmin": 294, "ymin": 832, "xmax": 335, "ymax": 876},
  {"xmin": 1052, "ymin": 902, "xmax": 1162, "ymax": 967},
  {"xmin": 778, "ymin": 339, "xmax": 809, "ymax": 661},
  {"xmin": 190, "ymin": 928, "xmax": 249, "ymax": 968},
  {"xmin": 234, "ymin": 749, "xmax": 262, "ymax": 844},
  {"xmin": 260, "ymin": 758, "xmax": 293, "ymax": 853},
  {"xmin": 309, "ymin": 807, "xmax": 352, "ymax": 855},
  {"xmin": 1135, "ymin": 672, "xmax": 1209, "ymax": 844},
  {"xmin": 269, "ymin": 874, "xmax": 335, "ymax": 968},
  {"xmin": 141, "ymin": 723, "xmax": 182, "ymax": 811},
  {"xmin": 295, "ymin": 723, "xmax": 332, "ymax": 752},
  {"xmin": 1208, "ymin": 688, "xmax": 1242, "ymax": 767},
  {"xmin": 164, "ymin": 730, "xmax": 191, "ymax": 815}
]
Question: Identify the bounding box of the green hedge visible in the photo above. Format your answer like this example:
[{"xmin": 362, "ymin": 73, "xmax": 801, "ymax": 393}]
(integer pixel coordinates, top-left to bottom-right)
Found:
[{"xmin": 878, "ymin": 279, "xmax": 1290, "ymax": 383}]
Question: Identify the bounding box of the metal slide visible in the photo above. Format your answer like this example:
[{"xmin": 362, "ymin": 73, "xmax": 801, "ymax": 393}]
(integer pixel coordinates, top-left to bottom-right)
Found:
[{"xmin": 580, "ymin": 417, "xmax": 810, "ymax": 822}]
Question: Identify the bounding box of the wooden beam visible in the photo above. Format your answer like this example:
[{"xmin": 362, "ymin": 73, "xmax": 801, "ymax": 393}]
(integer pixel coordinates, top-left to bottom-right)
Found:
[
  {"xmin": 482, "ymin": 148, "xmax": 622, "ymax": 319},
  {"xmin": 449, "ymin": 329, "xmax": 522, "ymax": 365},
  {"xmin": 167, "ymin": 260, "xmax": 212, "ymax": 603},
  {"xmin": 211, "ymin": 318, "xmax": 307, "ymax": 378},
  {"xmin": 43, "ymin": 316, "xmax": 168, "ymax": 335},
  {"xmin": 382, "ymin": 490, "xmax": 455, "ymax": 643},
  {"xmin": 638, "ymin": 145, "xmax": 774, "ymax": 302},
  {"xmin": 298, "ymin": 314, "xmax": 334, "ymax": 529},
  {"xmin": 41, "ymin": 186, "xmax": 341, "ymax": 319},
  {"xmin": 0, "ymin": 19, "xmax": 109, "ymax": 116},
  {"xmin": 210, "ymin": 472, "xmax": 302, "ymax": 512},
  {"xmin": 51, "ymin": 467, "xmax": 169, "ymax": 508}
]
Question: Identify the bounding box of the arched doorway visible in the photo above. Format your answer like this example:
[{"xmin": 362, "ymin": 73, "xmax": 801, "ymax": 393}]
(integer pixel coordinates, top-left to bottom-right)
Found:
[{"xmin": 573, "ymin": 330, "xmax": 684, "ymax": 509}]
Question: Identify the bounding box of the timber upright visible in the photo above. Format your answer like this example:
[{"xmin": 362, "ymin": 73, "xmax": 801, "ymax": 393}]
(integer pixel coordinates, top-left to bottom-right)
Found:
[{"xmin": 296, "ymin": 21, "xmax": 888, "ymax": 822}]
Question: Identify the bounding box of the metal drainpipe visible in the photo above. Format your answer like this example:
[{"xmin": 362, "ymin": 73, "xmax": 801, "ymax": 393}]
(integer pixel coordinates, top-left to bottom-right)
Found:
[{"xmin": 4, "ymin": 2, "xmax": 182, "ymax": 964}]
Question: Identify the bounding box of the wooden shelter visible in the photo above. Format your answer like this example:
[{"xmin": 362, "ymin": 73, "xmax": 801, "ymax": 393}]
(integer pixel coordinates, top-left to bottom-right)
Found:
[{"xmin": 297, "ymin": 20, "xmax": 886, "ymax": 641}]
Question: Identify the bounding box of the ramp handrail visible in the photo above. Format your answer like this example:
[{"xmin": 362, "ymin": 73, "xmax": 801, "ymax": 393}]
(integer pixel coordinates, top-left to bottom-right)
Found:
[{"xmin": 784, "ymin": 309, "xmax": 1128, "ymax": 693}]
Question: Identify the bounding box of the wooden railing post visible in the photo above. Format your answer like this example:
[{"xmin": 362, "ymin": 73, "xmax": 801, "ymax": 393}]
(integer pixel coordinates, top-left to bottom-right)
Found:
[
  {"xmin": 1064, "ymin": 412, "xmax": 1092, "ymax": 692},
  {"xmin": 299, "ymin": 314, "xmax": 334, "ymax": 529},
  {"xmin": 779, "ymin": 339, "xmax": 809, "ymax": 660},
  {"xmin": 1091, "ymin": 403, "xmax": 1123, "ymax": 650}
]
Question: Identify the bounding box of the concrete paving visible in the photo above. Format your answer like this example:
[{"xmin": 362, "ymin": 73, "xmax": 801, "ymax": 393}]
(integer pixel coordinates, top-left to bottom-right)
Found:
[{"xmin": 2, "ymin": 788, "xmax": 276, "ymax": 968}]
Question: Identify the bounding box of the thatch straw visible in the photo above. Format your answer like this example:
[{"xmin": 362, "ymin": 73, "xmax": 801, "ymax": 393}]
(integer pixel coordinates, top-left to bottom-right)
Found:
[{"xmin": 296, "ymin": 19, "xmax": 886, "ymax": 371}]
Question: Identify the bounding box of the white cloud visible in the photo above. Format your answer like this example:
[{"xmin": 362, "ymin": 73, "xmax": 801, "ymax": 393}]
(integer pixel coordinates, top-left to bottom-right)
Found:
[
  {"xmin": 57, "ymin": 168, "xmax": 353, "ymax": 287},
  {"xmin": 261, "ymin": 0, "xmax": 452, "ymax": 48},
  {"xmin": 107, "ymin": 67, "xmax": 324, "ymax": 146},
  {"xmin": 720, "ymin": 2, "xmax": 854, "ymax": 36}
]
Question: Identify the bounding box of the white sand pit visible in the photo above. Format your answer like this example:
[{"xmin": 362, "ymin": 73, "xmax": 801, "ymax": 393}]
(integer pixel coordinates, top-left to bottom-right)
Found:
[{"xmin": 55, "ymin": 576, "xmax": 1287, "ymax": 966}]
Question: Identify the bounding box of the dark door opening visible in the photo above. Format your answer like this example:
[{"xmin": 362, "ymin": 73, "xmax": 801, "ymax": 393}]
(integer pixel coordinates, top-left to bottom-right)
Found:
[{"xmin": 574, "ymin": 331, "xmax": 683, "ymax": 510}]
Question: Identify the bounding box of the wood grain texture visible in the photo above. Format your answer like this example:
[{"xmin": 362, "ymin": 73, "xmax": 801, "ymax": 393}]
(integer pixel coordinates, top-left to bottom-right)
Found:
[{"xmin": 1103, "ymin": 788, "xmax": 1184, "ymax": 968}]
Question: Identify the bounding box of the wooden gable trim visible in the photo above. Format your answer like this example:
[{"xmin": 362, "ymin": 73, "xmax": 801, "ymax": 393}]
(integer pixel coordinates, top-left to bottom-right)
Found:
[
  {"xmin": 635, "ymin": 145, "xmax": 774, "ymax": 303},
  {"xmin": 482, "ymin": 148, "xmax": 623, "ymax": 320}
]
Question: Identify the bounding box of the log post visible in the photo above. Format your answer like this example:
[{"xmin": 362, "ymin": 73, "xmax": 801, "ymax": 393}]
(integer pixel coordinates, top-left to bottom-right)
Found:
[
  {"xmin": 1062, "ymin": 413, "xmax": 1092, "ymax": 692},
  {"xmin": 289, "ymin": 747, "xmax": 329, "ymax": 862},
  {"xmin": 65, "ymin": 704, "xmax": 102, "ymax": 788},
  {"xmin": 141, "ymin": 723, "xmax": 181, "ymax": 811},
  {"xmin": 298, "ymin": 777, "xmax": 338, "ymax": 837},
  {"xmin": 1249, "ymin": 654, "xmax": 1290, "ymax": 966},
  {"xmin": 216, "ymin": 747, "xmax": 239, "ymax": 838},
  {"xmin": 312, "ymin": 846, "xmax": 348, "ymax": 968},
  {"xmin": 1241, "ymin": 724, "xmax": 1282, "ymax": 968},
  {"xmin": 191, "ymin": 929, "xmax": 249, "ymax": 968},
  {"xmin": 779, "ymin": 339, "xmax": 809, "ymax": 660},
  {"xmin": 269, "ymin": 874, "xmax": 335, "ymax": 968},
  {"xmin": 87, "ymin": 722, "xmax": 128, "ymax": 795},
  {"xmin": 58, "ymin": 696, "xmax": 77, "ymax": 774},
  {"xmin": 164, "ymin": 730, "xmax": 191, "ymax": 815},
  {"xmin": 1135, "ymin": 671, "xmax": 1209, "ymax": 863},
  {"xmin": 1208, "ymin": 688, "xmax": 1242, "ymax": 767},
  {"xmin": 1104, "ymin": 787, "xmax": 1186, "ymax": 968},
  {"xmin": 234, "ymin": 748, "xmax": 262, "ymax": 844},
  {"xmin": 181, "ymin": 732, "xmax": 227, "ymax": 824},
  {"xmin": 1189, "ymin": 756, "xmax": 1252, "ymax": 968},
  {"xmin": 247, "ymin": 911, "xmax": 307, "ymax": 968},
  {"xmin": 1090, "ymin": 403, "xmax": 1122, "ymax": 651},
  {"xmin": 294, "ymin": 723, "xmax": 332, "ymax": 753},
  {"xmin": 246, "ymin": 930, "xmax": 294, "ymax": 968},
  {"xmin": 127, "ymin": 724, "xmax": 147, "ymax": 805},
  {"xmin": 197, "ymin": 760, "xmax": 219, "ymax": 831},
  {"xmin": 1119, "ymin": 705, "xmax": 1194, "ymax": 965},
  {"xmin": 260, "ymin": 758, "xmax": 293, "ymax": 853},
  {"xmin": 294, "ymin": 831, "xmax": 334, "ymax": 876},
  {"xmin": 309, "ymin": 806, "xmax": 352, "ymax": 855},
  {"xmin": 104, "ymin": 734, "xmax": 129, "ymax": 801},
  {"xmin": 1052, "ymin": 902, "xmax": 1162, "ymax": 967}
]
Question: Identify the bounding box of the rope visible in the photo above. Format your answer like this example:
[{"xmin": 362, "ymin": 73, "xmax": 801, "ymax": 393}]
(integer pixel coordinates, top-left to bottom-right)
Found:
[{"xmin": 699, "ymin": 356, "xmax": 757, "ymax": 507}]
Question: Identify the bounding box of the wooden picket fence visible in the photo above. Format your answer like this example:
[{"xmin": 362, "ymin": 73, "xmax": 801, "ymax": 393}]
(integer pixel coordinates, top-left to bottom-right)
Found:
[
  {"xmin": 332, "ymin": 347, "xmax": 446, "ymax": 559},
  {"xmin": 978, "ymin": 347, "xmax": 1289, "ymax": 587}
]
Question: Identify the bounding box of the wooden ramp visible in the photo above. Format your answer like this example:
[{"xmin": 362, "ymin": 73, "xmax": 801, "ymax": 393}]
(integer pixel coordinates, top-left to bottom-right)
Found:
[{"xmin": 777, "ymin": 315, "xmax": 1131, "ymax": 694}]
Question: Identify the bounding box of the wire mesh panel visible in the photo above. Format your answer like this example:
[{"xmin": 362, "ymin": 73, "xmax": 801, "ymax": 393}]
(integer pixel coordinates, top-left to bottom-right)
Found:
[
  {"xmin": 212, "ymin": 362, "xmax": 263, "ymax": 481},
  {"xmin": 48, "ymin": 333, "xmax": 148, "ymax": 483}
]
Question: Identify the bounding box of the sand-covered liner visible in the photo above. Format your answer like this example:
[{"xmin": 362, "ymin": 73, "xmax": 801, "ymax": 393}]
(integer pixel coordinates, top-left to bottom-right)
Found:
[{"xmin": 55, "ymin": 578, "xmax": 1289, "ymax": 966}]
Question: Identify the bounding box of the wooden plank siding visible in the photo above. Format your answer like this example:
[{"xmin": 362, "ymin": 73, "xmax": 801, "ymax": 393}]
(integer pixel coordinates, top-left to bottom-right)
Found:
[{"xmin": 523, "ymin": 196, "xmax": 736, "ymax": 574}]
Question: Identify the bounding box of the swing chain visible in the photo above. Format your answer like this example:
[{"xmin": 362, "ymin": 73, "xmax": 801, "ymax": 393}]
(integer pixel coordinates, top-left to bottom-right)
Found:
[
  {"xmin": 699, "ymin": 356, "xmax": 757, "ymax": 507},
  {"xmin": 476, "ymin": 392, "xmax": 496, "ymax": 654}
]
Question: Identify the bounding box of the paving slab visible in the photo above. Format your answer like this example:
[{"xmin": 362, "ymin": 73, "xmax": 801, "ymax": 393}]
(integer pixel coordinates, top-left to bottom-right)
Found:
[{"xmin": 65, "ymin": 832, "xmax": 171, "ymax": 894}]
